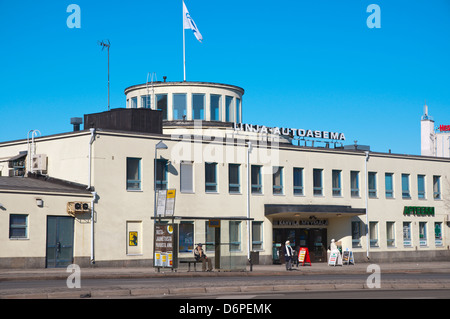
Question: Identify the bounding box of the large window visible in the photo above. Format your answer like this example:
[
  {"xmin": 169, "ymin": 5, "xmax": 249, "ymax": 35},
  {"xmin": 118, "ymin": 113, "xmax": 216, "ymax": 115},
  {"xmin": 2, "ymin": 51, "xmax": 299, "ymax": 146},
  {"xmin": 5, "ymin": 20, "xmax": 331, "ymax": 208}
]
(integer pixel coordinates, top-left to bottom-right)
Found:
[
  {"xmin": 126, "ymin": 157, "xmax": 141, "ymax": 190},
  {"xmin": 180, "ymin": 161, "xmax": 193, "ymax": 193},
  {"xmin": 433, "ymin": 175, "xmax": 441, "ymax": 199},
  {"xmin": 156, "ymin": 94, "xmax": 168, "ymax": 120},
  {"xmin": 293, "ymin": 167, "xmax": 304, "ymax": 195},
  {"xmin": 210, "ymin": 94, "xmax": 221, "ymax": 121},
  {"xmin": 173, "ymin": 93, "xmax": 187, "ymax": 120},
  {"xmin": 403, "ymin": 222, "xmax": 412, "ymax": 247},
  {"xmin": 368, "ymin": 172, "xmax": 377, "ymax": 198},
  {"xmin": 251, "ymin": 165, "xmax": 262, "ymax": 194},
  {"xmin": 141, "ymin": 95, "xmax": 151, "ymax": 109},
  {"xmin": 9, "ymin": 214, "xmax": 28, "ymax": 239},
  {"xmin": 386, "ymin": 222, "xmax": 395, "ymax": 247},
  {"xmin": 419, "ymin": 222, "xmax": 427, "ymax": 247},
  {"xmin": 192, "ymin": 94, "xmax": 204, "ymax": 120},
  {"xmin": 350, "ymin": 171, "xmax": 359, "ymax": 197},
  {"xmin": 155, "ymin": 159, "xmax": 168, "ymax": 190},
  {"xmin": 228, "ymin": 164, "xmax": 240, "ymax": 193},
  {"xmin": 435, "ymin": 222, "xmax": 443, "ymax": 246},
  {"xmin": 332, "ymin": 170, "xmax": 341, "ymax": 196},
  {"xmin": 351, "ymin": 221, "xmax": 362, "ymax": 248},
  {"xmin": 205, "ymin": 162, "xmax": 217, "ymax": 192},
  {"xmin": 402, "ymin": 174, "xmax": 410, "ymax": 199},
  {"xmin": 369, "ymin": 221, "xmax": 378, "ymax": 247},
  {"xmin": 179, "ymin": 222, "xmax": 194, "ymax": 252},
  {"xmin": 130, "ymin": 97, "xmax": 137, "ymax": 108},
  {"xmin": 225, "ymin": 96, "xmax": 234, "ymax": 122},
  {"xmin": 385, "ymin": 173, "xmax": 394, "ymax": 198},
  {"xmin": 252, "ymin": 221, "xmax": 263, "ymax": 250},
  {"xmin": 272, "ymin": 166, "xmax": 283, "ymax": 195},
  {"xmin": 417, "ymin": 175, "xmax": 426, "ymax": 199},
  {"xmin": 313, "ymin": 169, "xmax": 323, "ymax": 196},
  {"xmin": 229, "ymin": 221, "xmax": 241, "ymax": 251}
]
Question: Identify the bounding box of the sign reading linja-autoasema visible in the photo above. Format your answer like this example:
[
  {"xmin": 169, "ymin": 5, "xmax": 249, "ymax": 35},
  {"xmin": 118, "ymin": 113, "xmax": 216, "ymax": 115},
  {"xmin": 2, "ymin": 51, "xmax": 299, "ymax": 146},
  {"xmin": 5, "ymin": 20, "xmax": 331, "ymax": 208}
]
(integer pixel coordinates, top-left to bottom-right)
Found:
[{"xmin": 234, "ymin": 122, "xmax": 346, "ymax": 141}]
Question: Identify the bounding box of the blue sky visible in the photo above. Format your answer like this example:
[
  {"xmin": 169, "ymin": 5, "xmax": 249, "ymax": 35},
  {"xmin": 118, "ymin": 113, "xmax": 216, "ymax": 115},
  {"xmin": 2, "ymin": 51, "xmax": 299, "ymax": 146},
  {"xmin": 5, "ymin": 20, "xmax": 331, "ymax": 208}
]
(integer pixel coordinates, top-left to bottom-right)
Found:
[{"xmin": 0, "ymin": 1, "xmax": 449, "ymax": 155}]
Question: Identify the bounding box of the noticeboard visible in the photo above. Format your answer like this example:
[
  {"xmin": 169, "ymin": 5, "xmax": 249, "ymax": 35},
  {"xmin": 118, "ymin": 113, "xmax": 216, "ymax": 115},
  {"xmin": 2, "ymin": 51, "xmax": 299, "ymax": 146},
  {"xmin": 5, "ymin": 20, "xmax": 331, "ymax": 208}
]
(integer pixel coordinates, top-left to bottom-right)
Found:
[
  {"xmin": 153, "ymin": 223, "xmax": 178, "ymax": 269},
  {"xmin": 298, "ymin": 247, "xmax": 311, "ymax": 266},
  {"xmin": 156, "ymin": 189, "xmax": 176, "ymax": 217},
  {"xmin": 342, "ymin": 250, "xmax": 355, "ymax": 265}
]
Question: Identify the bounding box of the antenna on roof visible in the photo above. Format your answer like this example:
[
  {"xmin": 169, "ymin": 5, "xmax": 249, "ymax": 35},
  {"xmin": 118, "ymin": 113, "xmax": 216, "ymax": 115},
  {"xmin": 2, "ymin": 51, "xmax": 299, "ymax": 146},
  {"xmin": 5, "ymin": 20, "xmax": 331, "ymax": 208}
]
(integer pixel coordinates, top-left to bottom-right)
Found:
[{"xmin": 98, "ymin": 40, "xmax": 111, "ymax": 111}]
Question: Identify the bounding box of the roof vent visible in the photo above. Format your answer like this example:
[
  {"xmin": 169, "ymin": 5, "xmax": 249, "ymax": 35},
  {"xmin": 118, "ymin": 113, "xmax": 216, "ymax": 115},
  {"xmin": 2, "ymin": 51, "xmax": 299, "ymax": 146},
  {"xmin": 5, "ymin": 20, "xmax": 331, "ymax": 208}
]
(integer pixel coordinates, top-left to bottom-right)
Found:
[{"xmin": 70, "ymin": 117, "xmax": 83, "ymax": 132}]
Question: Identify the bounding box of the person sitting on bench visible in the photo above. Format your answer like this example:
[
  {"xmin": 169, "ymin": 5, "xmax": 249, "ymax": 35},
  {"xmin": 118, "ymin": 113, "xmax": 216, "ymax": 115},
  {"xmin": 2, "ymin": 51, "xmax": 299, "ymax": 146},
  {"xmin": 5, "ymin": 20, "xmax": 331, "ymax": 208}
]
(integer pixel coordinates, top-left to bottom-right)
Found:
[{"xmin": 194, "ymin": 243, "xmax": 212, "ymax": 272}]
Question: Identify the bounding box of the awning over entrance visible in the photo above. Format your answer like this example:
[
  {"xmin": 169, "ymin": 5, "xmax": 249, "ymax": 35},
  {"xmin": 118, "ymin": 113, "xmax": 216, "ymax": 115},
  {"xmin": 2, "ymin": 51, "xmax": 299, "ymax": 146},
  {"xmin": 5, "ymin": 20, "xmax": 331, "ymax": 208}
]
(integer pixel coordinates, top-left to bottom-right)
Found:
[{"xmin": 265, "ymin": 204, "xmax": 366, "ymax": 219}]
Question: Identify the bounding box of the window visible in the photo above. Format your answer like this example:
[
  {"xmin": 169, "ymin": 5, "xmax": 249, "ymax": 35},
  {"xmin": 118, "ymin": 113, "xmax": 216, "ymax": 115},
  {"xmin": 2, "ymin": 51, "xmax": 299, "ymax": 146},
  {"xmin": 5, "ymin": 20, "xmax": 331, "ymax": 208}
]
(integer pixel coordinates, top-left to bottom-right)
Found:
[
  {"xmin": 332, "ymin": 170, "xmax": 341, "ymax": 196},
  {"xmin": 272, "ymin": 166, "xmax": 283, "ymax": 195},
  {"xmin": 369, "ymin": 221, "xmax": 378, "ymax": 247},
  {"xmin": 252, "ymin": 221, "xmax": 263, "ymax": 250},
  {"xmin": 126, "ymin": 157, "xmax": 141, "ymax": 190},
  {"xmin": 435, "ymin": 222, "xmax": 443, "ymax": 246},
  {"xmin": 293, "ymin": 167, "xmax": 304, "ymax": 195},
  {"xmin": 192, "ymin": 94, "xmax": 205, "ymax": 120},
  {"xmin": 251, "ymin": 165, "xmax": 262, "ymax": 194},
  {"xmin": 350, "ymin": 171, "xmax": 359, "ymax": 197},
  {"xmin": 385, "ymin": 173, "xmax": 394, "ymax": 198},
  {"xmin": 402, "ymin": 174, "xmax": 410, "ymax": 198},
  {"xmin": 210, "ymin": 94, "xmax": 221, "ymax": 121},
  {"xmin": 156, "ymin": 94, "xmax": 168, "ymax": 120},
  {"xmin": 205, "ymin": 162, "xmax": 217, "ymax": 192},
  {"xmin": 141, "ymin": 95, "xmax": 151, "ymax": 109},
  {"xmin": 130, "ymin": 97, "xmax": 137, "ymax": 108},
  {"xmin": 236, "ymin": 98, "xmax": 241, "ymax": 123},
  {"xmin": 403, "ymin": 222, "xmax": 412, "ymax": 247},
  {"xmin": 419, "ymin": 222, "xmax": 427, "ymax": 246},
  {"xmin": 228, "ymin": 164, "xmax": 240, "ymax": 193},
  {"xmin": 155, "ymin": 159, "xmax": 168, "ymax": 190},
  {"xmin": 368, "ymin": 172, "xmax": 377, "ymax": 198},
  {"xmin": 205, "ymin": 221, "xmax": 215, "ymax": 252},
  {"xmin": 433, "ymin": 175, "xmax": 441, "ymax": 199},
  {"xmin": 9, "ymin": 214, "xmax": 28, "ymax": 239},
  {"xmin": 351, "ymin": 221, "xmax": 362, "ymax": 248},
  {"xmin": 386, "ymin": 222, "xmax": 395, "ymax": 247},
  {"xmin": 313, "ymin": 169, "xmax": 323, "ymax": 196},
  {"xmin": 179, "ymin": 222, "xmax": 194, "ymax": 252},
  {"xmin": 417, "ymin": 175, "xmax": 426, "ymax": 199},
  {"xmin": 229, "ymin": 221, "xmax": 241, "ymax": 251},
  {"xmin": 180, "ymin": 161, "xmax": 193, "ymax": 193},
  {"xmin": 225, "ymin": 96, "xmax": 234, "ymax": 122},
  {"xmin": 173, "ymin": 93, "xmax": 187, "ymax": 120}
]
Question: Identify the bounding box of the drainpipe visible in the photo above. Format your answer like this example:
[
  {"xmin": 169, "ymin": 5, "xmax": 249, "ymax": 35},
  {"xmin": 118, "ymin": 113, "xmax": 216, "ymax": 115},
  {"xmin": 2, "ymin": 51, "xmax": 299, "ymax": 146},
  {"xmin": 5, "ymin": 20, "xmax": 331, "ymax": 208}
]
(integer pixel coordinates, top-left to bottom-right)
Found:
[
  {"xmin": 365, "ymin": 151, "xmax": 370, "ymax": 260},
  {"xmin": 90, "ymin": 191, "xmax": 97, "ymax": 264},
  {"xmin": 247, "ymin": 141, "xmax": 252, "ymax": 270},
  {"xmin": 87, "ymin": 128, "xmax": 96, "ymax": 190}
]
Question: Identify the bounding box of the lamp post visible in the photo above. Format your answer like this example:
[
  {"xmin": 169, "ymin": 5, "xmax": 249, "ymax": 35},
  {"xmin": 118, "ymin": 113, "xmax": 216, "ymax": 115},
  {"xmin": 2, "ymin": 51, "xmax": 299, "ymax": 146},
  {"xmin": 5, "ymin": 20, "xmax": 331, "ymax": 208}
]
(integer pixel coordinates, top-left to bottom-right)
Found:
[{"xmin": 154, "ymin": 141, "xmax": 168, "ymax": 218}]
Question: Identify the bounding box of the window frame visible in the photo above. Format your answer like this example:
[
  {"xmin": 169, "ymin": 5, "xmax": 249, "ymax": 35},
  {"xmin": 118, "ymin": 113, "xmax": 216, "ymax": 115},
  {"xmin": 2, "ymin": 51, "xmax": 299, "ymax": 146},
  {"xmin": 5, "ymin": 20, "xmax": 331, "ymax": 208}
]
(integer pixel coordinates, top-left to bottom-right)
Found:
[
  {"xmin": 228, "ymin": 163, "xmax": 241, "ymax": 194},
  {"xmin": 205, "ymin": 162, "xmax": 218, "ymax": 193},
  {"xmin": 126, "ymin": 157, "xmax": 142, "ymax": 191},
  {"xmin": 9, "ymin": 214, "xmax": 28, "ymax": 239}
]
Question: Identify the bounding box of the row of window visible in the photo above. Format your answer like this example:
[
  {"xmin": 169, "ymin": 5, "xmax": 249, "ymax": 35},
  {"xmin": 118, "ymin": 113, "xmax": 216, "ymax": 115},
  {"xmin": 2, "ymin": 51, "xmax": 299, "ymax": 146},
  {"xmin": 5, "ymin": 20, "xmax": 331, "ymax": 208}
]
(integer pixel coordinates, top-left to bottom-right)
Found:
[
  {"xmin": 128, "ymin": 93, "xmax": 241, "ymax": 122},
  {"xmin": 126, "ymin": 158, "xmax": 443, "ymax": 201},
  {"xmin": 352, "ymin": 221, "xmax": 444, "ymax": 248}
]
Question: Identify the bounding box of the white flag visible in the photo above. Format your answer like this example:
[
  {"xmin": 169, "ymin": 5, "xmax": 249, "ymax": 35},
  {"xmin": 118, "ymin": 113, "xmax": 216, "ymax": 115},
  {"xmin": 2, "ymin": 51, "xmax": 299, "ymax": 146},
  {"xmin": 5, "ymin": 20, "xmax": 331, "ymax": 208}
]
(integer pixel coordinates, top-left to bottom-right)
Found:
[{"xmin": 183, "ymin": 1, "xmax": 203, "ymax": 42}]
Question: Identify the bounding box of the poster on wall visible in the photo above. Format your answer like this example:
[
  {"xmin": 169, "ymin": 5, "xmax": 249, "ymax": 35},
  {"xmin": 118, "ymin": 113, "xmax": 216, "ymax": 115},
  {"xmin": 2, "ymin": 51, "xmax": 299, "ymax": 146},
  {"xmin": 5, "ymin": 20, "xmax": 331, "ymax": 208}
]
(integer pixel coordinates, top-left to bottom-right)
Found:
[{"xmin": 153, "ymin": 223, "xmax": 178, "ymax": 269}]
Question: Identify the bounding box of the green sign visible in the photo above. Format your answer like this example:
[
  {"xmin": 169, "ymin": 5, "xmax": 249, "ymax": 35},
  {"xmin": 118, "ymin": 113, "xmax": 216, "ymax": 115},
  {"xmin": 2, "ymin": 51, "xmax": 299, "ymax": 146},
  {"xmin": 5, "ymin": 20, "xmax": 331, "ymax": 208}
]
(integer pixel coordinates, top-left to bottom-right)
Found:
[{"xmin": 403, "ymin": 206, "xmax": 435, "ymax": 217}]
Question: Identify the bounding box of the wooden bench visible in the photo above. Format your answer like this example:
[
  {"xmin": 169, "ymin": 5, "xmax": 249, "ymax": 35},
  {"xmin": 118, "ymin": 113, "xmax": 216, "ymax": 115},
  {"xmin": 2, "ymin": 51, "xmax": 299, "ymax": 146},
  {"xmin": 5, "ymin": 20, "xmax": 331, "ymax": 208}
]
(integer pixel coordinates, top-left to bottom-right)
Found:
[{"xmin": 179, "ymin": 260, "xmax": 199, "ymax": 272}]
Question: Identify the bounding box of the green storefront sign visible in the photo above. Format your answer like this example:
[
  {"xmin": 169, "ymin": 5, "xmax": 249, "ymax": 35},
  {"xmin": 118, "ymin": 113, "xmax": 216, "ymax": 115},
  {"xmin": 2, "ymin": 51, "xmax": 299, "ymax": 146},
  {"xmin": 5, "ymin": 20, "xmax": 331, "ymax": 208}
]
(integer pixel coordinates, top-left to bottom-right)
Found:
[{"xmin": 403, "ymin": 206, "xmax": 435, "ymax": 216}]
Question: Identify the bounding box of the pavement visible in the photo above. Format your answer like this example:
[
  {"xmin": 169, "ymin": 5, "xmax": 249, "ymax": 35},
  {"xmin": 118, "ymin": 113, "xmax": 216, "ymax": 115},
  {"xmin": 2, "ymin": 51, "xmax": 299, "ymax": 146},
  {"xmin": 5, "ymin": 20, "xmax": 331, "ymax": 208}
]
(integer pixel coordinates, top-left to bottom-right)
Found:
[{"xmin": 1, "ymin": 261, "xmax": 450, "ymax": 299}]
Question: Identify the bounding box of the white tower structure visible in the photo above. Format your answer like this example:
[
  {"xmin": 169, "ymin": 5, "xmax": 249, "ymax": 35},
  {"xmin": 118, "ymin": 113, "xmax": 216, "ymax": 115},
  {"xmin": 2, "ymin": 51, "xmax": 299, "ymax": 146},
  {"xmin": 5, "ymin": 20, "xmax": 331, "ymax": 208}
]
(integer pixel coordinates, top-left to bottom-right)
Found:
[{"xmin": 421, "ymin": 103, "xmax": 435, "ymax": 156}]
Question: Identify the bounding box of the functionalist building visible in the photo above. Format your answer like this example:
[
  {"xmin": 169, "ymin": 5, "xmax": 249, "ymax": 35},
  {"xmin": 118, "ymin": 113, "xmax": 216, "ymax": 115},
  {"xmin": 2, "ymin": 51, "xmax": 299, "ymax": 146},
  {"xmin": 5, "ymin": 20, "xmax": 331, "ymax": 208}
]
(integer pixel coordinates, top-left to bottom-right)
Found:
[{"xmin": 0, "ymin": 81, "xmax": 449, "ymax": 269}]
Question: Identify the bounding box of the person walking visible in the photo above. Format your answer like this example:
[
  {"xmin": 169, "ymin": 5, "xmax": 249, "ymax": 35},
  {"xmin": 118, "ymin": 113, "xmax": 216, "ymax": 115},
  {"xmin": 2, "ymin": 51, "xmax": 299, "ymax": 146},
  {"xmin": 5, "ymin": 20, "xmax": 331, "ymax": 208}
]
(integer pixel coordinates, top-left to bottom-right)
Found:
[
  {"xmin": 194, "ymin": 243, "xmax": 213, "ymax": 272},
  {"xmin": 284, "ymin": 240, "xmax": 294, "ymax": 270}
]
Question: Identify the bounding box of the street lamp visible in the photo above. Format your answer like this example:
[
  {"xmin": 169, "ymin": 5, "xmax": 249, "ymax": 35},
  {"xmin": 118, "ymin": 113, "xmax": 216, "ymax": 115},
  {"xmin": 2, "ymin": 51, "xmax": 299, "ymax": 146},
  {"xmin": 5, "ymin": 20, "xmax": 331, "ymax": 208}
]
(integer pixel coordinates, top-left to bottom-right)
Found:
[{"xmin": 154, "ymin": 141, "xmax": 168, "ymax": 218}]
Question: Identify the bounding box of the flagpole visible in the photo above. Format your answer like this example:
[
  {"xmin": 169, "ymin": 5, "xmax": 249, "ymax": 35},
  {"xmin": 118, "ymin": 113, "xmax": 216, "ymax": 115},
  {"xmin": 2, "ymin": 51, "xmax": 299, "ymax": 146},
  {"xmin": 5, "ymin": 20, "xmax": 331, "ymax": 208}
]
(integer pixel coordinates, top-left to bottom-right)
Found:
[{"xmin": 183, "ymin": 0, "xmax": 186, "ymax": 81}]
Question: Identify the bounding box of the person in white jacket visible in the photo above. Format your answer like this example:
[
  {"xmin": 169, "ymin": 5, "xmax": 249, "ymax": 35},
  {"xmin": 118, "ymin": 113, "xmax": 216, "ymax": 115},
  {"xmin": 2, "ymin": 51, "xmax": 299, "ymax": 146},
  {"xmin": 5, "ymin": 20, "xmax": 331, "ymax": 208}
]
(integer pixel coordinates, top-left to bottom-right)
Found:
[{"xmin": 283, "ymin": 240, "xmax": 294, "ymax": 270}]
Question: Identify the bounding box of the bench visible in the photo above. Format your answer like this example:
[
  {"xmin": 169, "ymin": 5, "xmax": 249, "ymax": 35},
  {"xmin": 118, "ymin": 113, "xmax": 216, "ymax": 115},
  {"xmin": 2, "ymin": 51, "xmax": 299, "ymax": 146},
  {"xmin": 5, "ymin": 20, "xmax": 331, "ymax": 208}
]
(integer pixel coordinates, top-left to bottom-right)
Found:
[{"xmin": 179, "ymin": 260, "xmax": 199, "ymax": 272}]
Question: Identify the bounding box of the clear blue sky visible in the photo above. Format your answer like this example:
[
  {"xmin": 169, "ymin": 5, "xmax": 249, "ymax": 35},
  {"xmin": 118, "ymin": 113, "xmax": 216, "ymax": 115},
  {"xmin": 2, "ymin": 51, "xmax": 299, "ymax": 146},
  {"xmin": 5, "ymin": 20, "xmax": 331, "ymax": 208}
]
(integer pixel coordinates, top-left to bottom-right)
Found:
[{"xmin": 0, "ymin": 1, "xmax": 449, "ymax": 155}]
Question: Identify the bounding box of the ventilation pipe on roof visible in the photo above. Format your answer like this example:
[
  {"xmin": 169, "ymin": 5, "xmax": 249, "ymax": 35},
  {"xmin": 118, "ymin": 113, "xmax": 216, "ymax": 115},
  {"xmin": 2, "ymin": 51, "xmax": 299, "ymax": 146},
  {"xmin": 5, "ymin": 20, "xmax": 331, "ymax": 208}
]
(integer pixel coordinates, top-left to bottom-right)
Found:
[{"xmin": 87, "ymin": 128, "xmax": 96, "ymax": 190}]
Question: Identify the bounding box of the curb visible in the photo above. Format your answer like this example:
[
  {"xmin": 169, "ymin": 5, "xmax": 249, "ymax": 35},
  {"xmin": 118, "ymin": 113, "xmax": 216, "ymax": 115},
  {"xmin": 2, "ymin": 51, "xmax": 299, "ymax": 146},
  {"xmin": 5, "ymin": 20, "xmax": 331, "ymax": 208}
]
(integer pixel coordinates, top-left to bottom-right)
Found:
[{"xmin": 2, "ymin": 282, "xmax": 450, "ymax": 299}]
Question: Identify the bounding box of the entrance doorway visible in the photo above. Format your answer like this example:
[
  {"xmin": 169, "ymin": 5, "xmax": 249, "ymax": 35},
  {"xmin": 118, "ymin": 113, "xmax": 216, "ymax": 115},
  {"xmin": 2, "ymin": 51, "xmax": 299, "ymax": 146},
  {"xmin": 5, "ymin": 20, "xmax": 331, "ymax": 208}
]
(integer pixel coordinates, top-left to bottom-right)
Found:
[
  {"xmin": 273, "ymin": 228, "xmax": 327, "ymax": 263},
  {"xmin": 46, "ymin": 216, "xmax": 74, "ymax": 268}
]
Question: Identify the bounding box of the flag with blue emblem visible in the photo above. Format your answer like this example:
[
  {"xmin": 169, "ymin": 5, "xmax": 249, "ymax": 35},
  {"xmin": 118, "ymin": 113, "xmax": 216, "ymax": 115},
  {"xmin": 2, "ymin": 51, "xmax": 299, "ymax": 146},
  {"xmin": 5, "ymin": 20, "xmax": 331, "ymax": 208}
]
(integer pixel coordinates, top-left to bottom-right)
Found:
[{"xmin": 183, "ymin": 1, "xmax": 203, "ymax": 42}]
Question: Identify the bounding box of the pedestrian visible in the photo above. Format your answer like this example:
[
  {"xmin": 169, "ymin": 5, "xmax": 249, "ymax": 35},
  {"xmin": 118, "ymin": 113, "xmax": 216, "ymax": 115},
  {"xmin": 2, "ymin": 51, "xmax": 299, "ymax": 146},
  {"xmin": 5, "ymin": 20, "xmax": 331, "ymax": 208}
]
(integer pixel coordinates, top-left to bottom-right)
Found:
[
  {"xmin": 284, "ymin": 240, "xmax": 294, "ymax": 270},
  {"xmin": 194, "ymin": 243, "xmax": 213, "ymax": 272}
]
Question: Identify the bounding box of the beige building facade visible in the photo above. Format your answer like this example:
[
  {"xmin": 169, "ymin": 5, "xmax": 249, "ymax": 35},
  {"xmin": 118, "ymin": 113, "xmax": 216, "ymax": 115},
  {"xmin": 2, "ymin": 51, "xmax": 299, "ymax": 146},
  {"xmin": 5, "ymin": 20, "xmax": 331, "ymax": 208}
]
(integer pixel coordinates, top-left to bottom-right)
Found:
[{"xmin": 1, "ymin": 81, "xmax": 449, "ymax": 268}]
